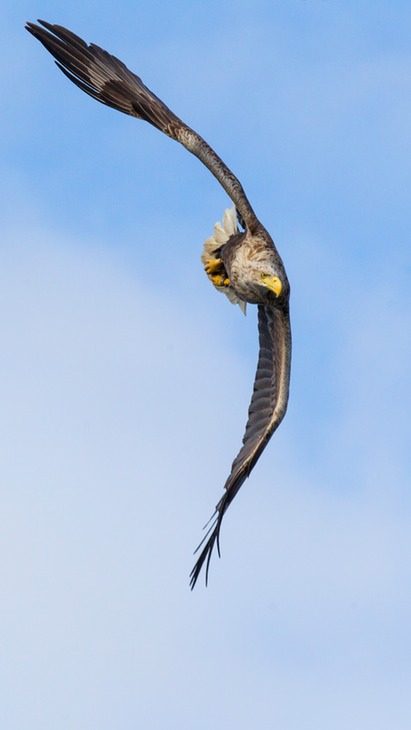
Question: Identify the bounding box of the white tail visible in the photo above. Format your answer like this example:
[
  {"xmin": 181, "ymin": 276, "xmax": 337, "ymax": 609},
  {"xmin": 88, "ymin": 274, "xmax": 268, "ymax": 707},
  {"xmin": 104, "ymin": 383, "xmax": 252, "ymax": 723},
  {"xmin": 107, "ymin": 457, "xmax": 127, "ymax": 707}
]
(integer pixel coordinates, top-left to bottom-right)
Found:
[{"xmin": 201, "ymin": 206, "xmax": 247, "ymax": 315}]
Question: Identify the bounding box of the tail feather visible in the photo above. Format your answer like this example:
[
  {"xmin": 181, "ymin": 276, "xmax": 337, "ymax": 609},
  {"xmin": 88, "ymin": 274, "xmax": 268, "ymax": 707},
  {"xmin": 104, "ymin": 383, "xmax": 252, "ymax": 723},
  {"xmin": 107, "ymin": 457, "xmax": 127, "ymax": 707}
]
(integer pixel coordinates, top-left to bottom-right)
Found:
[{"xmin": 201, "ymin": 205, "xmax": 247, "ymax": 315}]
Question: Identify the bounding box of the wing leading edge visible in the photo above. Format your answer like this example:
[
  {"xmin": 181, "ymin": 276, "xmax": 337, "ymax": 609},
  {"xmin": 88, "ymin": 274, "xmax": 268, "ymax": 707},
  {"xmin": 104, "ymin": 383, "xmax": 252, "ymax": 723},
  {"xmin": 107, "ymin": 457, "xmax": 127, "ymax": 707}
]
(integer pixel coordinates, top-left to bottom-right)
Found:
[{"xmin": 190, "ymin": 302, "xmax": 291, "ymax": 588}]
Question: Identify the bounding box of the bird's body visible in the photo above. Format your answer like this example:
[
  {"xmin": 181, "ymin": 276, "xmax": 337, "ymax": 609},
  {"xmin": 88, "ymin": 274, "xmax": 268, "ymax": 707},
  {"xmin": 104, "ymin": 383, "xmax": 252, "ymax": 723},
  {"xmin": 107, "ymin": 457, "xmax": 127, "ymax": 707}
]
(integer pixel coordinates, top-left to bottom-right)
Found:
[
  {"xmin": 26, "ymin": 20, "xmax": 291, "ymax": 588},
  {"xmin": 223, "ymin": 226, "xmax": 289, "ymax": 304}
]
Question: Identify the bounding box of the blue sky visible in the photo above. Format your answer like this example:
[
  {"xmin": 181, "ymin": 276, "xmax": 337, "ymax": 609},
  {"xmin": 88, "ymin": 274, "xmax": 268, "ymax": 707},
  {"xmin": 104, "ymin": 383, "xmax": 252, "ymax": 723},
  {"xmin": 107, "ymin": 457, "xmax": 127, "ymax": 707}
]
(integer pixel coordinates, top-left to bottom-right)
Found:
[{"xmin": 2, "ymin": 1, "xmax": 411, "ymax": 728}]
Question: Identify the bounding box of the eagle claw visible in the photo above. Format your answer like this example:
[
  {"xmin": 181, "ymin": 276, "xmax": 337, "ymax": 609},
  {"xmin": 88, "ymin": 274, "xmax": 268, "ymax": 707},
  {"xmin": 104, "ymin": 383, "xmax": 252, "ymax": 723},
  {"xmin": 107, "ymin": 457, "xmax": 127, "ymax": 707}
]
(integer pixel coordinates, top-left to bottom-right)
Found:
[
  {"xmin": 204, "ymin": 257, "xmax": 224, "ymax": 274},
  {"xmin": 204, "ymin": 258, "xmax": 230, "ymax": 287}
]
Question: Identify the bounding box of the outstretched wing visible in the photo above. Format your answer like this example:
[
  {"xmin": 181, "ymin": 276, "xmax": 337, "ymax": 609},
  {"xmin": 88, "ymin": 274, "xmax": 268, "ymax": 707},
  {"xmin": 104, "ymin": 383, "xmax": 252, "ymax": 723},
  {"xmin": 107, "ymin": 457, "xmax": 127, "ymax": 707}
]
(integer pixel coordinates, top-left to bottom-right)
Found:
[
  {"xmin": 26, "ymin": 20, "xmax": 258, "ymax": 231},
  {"xmin": 190, "ymin": 302, "xmax": 291, "ymax": 589}
]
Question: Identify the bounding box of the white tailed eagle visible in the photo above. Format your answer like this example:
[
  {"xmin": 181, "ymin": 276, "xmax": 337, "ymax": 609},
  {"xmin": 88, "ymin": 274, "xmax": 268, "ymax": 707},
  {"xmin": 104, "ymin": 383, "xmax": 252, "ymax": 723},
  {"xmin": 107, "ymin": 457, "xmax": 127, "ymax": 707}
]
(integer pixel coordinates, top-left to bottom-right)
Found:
[{"xmin": 26, "ymin": 20, "xmax": 291, "ymax": 588}]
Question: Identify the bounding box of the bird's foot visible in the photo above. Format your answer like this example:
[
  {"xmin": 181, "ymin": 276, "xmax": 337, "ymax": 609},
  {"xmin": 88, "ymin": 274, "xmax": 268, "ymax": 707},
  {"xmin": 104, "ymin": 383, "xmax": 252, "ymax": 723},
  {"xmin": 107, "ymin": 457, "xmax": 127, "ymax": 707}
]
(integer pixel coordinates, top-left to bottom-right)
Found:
[
  {"xmin": 204, "ymin": 257, "xmax": 224, "ymax": 275},
  {"xmin": 209, "ymin": 273, "xmax": 231, "ymax": 286},
  {"xmin": 204, "ymin": 258, "xmax": 231, "ymax": 287}
]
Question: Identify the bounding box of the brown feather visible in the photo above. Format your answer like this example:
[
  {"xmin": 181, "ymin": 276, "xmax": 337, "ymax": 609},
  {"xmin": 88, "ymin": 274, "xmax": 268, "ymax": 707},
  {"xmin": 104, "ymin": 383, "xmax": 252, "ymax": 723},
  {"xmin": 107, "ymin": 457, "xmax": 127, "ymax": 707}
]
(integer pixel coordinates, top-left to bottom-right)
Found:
[
  {"xmin": 26, "ymin": 20, "xmax": 292, "ymax": 589},
  {"xmin": 25, "ymin": 20, "xmax": 258, "ymax": 230},
  {"xmin": 190, "ymin": 303, "xmax": 291, "ymax": 589}
]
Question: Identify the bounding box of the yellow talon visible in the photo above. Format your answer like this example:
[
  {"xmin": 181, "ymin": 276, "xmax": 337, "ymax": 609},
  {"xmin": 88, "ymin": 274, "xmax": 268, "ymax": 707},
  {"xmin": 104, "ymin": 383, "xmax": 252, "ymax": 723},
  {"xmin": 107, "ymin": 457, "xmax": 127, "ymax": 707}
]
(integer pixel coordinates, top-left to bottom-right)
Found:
[
  {"xmin": 204, "ymin": 258, "xmax": 230, "ymax": 287},
  {"xmin": 209, "ymin": 273, "xmax": 230, "ymax": 287},
  {"xmin": 204, "ymin": 257, "xmax": 224, "ymax": 275},
  {"xmin": 209, "ymin": 273, "xmax": 223, "ymax": 286}
]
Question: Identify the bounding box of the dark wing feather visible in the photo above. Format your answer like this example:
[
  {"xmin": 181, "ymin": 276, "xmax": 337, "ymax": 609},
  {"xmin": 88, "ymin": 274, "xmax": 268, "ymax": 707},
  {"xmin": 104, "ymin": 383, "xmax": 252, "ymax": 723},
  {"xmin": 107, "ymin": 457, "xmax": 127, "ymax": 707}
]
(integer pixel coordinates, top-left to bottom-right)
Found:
[
  {"xmin": 25, "ymin": 20, "xmax": 258, "ymax": 231},
  {"xmin": 190, "ymin": 302, "xmax": 291, "ymax": 589},
  {"xmin": 26, "ymin": 20, "xmax": 291, "ymax": 589}
]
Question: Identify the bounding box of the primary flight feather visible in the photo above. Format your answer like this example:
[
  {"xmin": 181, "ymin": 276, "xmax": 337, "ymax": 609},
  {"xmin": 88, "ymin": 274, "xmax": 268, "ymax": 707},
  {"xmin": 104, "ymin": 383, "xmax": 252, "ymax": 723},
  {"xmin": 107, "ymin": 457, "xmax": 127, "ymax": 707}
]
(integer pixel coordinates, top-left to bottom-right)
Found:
[{"xmin": 26, "ymin": 20, "xmax": 291, "ymax": 588}]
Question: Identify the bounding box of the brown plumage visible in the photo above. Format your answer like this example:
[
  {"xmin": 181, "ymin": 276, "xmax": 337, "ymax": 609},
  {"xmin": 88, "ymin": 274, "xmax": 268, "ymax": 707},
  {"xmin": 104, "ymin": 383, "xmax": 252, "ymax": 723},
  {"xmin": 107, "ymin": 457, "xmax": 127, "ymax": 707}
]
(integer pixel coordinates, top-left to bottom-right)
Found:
[{"xmin": 26, "ymin": 20, "xmax": 291, "ymax": 589}]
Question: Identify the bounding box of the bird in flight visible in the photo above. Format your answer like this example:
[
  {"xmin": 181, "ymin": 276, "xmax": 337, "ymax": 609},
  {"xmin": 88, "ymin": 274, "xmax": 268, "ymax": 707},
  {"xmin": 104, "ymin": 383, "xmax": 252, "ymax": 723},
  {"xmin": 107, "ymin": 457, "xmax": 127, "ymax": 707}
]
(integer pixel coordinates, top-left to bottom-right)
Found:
[{"xmin": 26, "ymin": 20, "xmax": 291, "ymax": 589}]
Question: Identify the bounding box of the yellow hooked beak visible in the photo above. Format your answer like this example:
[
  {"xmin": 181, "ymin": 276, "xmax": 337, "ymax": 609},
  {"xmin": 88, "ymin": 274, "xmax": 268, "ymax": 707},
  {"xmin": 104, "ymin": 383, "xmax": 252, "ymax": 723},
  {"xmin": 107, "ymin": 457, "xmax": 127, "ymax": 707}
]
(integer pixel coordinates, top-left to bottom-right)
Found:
[{"xmin": 261, "ymin": 274, "xmax": 282, "ymax": 297}]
